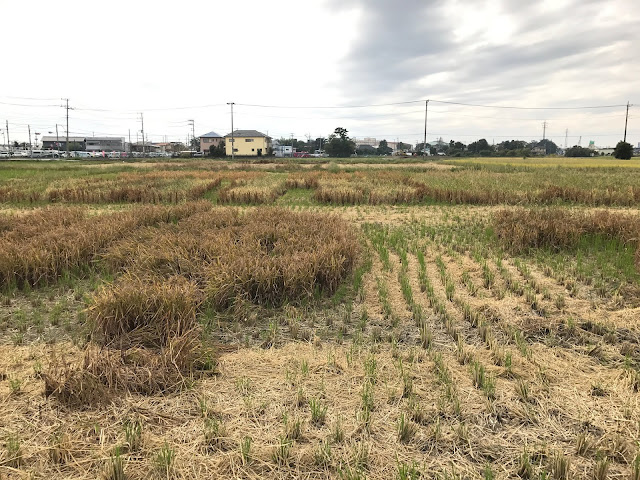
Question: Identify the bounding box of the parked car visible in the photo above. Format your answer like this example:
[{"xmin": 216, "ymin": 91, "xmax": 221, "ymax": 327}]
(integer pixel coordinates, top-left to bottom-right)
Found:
[
  {"xmin": 0, "ymin": 151, "xmax": 10, "ymax": 158},
  {"xmin": 12, "ymin": 150, "xmax": 29, "ymax": 158}
]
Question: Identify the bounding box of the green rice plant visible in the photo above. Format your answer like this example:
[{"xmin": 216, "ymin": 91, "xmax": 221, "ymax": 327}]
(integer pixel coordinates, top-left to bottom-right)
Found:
[
  {"xmin": 482, "ymin": 262, "xmax": 495, "ymax": 289},
  {"xmin": 397, "ymin": 460, "xmax": 421, "ymax": 480},
  {"xmin": 462, "ymin": 270, "xmax": 478, "ymax": 296},
  {"xmin": 351, "ymin": 441, "xmax": 370, "ymax": 471},
  {"xmin": 284, "ymin": 414, "xmax": 302, "ymax": 441},
  {"xmin": 48, "ymin": 431, "xmax": 71, "ymax": 464},
  {"xmin": 105, "ymin": 447, "xmax": 126, "ymax": 480},
  {"xmin": 555, "ymin": 294, "xmax": 566, "ymax": 310},
  {"xmin": 8, "ymin": 377, "xmax": 21, "ymax": 395},
  {"xmin": 272, "ymin": 436, "xmax": 292, "ymax": 466},
  {"xmin": 471, "ymin": 361, "xmax": 487, "ymax": 389},
  {"xmin": 455, "ymin": 422, "xmax": 469, "ymax": 445},
  {"xmin": 4, "ymin": 434, "xmax": 23, "ymax": 468},
  {"xmin": 592, "ymin": 457, "xmax": 609, "ymax": 480},
  {"xmin": 361, "ymin": 380, "xmax": 375, "ymax": 413},
  {"xmin": 549, "ymin": 451, "xmax": 570, "ymax": 480},
  {"xmin": 153, "ymin": 442, "xmax": 175, "ymax": 478},
  {"xmin": 123, "ymin": 419, "xmax": 143, "ymax": 452},
  {"xmin": 515, "ymin": 379, "xmax": 530, "ymax": 403},
  {"xmin": 517, "ymin": 449, "xmax": 533, "ymax": 479},
  {"xmin": 240, "ymin": 436, "xmax": 252, "ymax": 465},
  {"xmin": 364, "ymin": 355, "xmax": 377, "ymax": 383},
  {"xmin": 483, "ymin": 464, "xmax": 495, "ymax": 480},
  {"xmin": 632, "ymin": 453, "xmax": 640, "ymax": 480},
  {"xmin": 309, "ymin": 398, "xmax": 328, "ymax": 425},
  {"xmin": 204, "ymin": 417, "xmax": 227, "ymax": 450},
  {"xmin": 397, "ymin": 413, "xmax": 417, "ymax": 443},
  {"xmin": 456, "ymin": 338, "xmax": 472, "ymax": 365},
  {"xmin": 420, "ymin": 322, "xmax": 433, "ymax": 349},
  {"xmin": 332, "ymin": 416, "xmax": 345, "ymax": 443},
  {"xmin": 314, "ymin": 439, "xmax": 332, "ymax": 467},
  {"xmin": 445, "ymin": 278, "xmax": 455, "ymax": 301}
]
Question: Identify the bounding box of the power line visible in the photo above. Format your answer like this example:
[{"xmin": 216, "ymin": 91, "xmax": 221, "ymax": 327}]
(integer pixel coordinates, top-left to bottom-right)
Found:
[{"xmin": 429, "ymin": 99, "xmax": 630, "ymax": 110}]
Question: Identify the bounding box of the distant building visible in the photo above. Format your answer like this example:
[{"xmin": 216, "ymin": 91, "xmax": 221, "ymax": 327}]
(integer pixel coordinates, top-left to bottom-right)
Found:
[
  {"xmin": 85, "ymin": 137, "xmax": 125, "ymax": 152},
  {"xmin": 153, "ymin": 142, "xmax": 184, "ymax": 154},
  {"xmin": 224, "ymin": 130, "xmax": 271, "ymax": 157},
  {"xmin": 41, "ymin": 135, "xmax": 124, "ymax": 152},
  {"xmin": 199, "ymin": 131, "xmax": 223, "ymax": 154},
  {"xmin": 274, "ymin": 144, "xmax": 294, "ymax": 157},
  {"xmin": 595, "ymin": 148, "xmax": 615, "ymax": 156},
  {"xmin": 41, "ymin": 136, "xmax": 86, "ymax": 151},
  {"xmin": 355, "ymin": 137, "xmax": 378, "ymax": 148}
]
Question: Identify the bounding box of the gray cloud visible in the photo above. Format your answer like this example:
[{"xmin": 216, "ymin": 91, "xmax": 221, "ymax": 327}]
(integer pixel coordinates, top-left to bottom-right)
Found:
[{"xmin": 334, "ymin": 0, "xmax": 640, "ymax": 107}]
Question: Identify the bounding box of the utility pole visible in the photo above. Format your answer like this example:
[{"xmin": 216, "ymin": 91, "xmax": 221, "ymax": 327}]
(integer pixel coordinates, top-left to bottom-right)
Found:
[
  {"xmin": 61, "ymin": 98, "xmax": 71, "ymax": 158},
  {"xmin": 56, "ymin": 124, "xmax": 59, "ymax": 150},
  {"xmin": 542, "ymin": 121, "xmax": 547, "ymax": 141},
  {"xmin": 139, "ymin": 113, "xmax": 145, "ymax": 156},
  {"xmin": 291, "ymin": 132, "xmax": 295, "ymax": 157},
  {"xmin": 128, "ymin": 129, "xmax": 131, "ymax": 154},
  {"xmin": 423, "ymin": 99, "xmax": 429, "ymax": 158},
  {"xmin": 188, "ymin": 119, "xmax": 195, "ymax": 150},
  {"xmin": 227, "ymin": 102, "xmax": 235, "ymax": 160},
  {"xmin": 624, "ymin": 101, "xmax": 630, "ymax": 143},
  {"xmin": 28, "ymin": 125, "xmax": 32, "ymax": 152},
  {"xmin": 5, "ymin": 121, "xmax": 9, "ymax": 154},
  {"xmin": 565, "ymin": 128, "xmax": 568, "ymax": 148}
]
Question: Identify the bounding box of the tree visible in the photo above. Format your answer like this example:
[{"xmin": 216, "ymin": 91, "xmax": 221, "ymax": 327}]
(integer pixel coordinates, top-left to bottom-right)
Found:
[
  {"xmin": 324, "ymin": 127, "xmax": 356, "ymax": 157},
  {"xmin": 535, "ymin": 139, "xmax": 558, "ymax": 155},
  {"xmin": 614, "ymin": 141, "xmax": 633, "ymax": 160},
  {"xmin": 565, "ymin": 145, "xmax": 593, "ymax": 157},
  {"xmin": 190, "ymin": 137, "xmax": 200, "ymax": 151},
  {"xmin": 397, "ymin": 142, "xmax": 411, "ymax": 151},
  {"xmin": 467, "ymin": 139, "xmax": 493, "ymax": 155},
  {"xmin": 208, "ymin": 140, "xmax": 225, "ymax": 157},
  {"xmin": 356, "ymin": 145, "xmax": 377, "ymax": 155},
  {"xmin": 377, "ymin": 139, "xmax": 392, "ymax": 155}
]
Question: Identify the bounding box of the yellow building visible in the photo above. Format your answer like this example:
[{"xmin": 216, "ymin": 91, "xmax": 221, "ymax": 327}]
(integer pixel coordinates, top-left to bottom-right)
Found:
[{"xmin": 224, "ymin": 130, "xmax": 272, "ymax": 157}]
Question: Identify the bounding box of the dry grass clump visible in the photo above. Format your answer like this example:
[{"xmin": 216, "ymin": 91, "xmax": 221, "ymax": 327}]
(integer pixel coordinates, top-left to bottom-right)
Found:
[
  {"xmin": 313, "ymin": 173, "xmax": 420, "ymax": 205},
  {"xmin": 285, "ymin": 172, "xmax": 320, "ymax": 189},
  {"xmin": 493, "ymin": 208, "xmax": 640, "ymax": 265},
  {"xmin": 89, "ymin": 274, "xmax": 202, "ymax": 348},
  {"xmin": 0, "ymin": 201, "xmax": 212, "ymax": 289},
  {"xmin": 45, "ymin": 171, "xmax": 223, "ymax": 204},
  {"xmin": 101, "ymin": 208, "xmax": 359, "ymax": 309},
  {"xmin": 218, "ymin": 175, "xmax": 287, "ymax": 204},
  {"xmin": 46, "ymin": 275, "xmax": 214, "ymax": 405}
]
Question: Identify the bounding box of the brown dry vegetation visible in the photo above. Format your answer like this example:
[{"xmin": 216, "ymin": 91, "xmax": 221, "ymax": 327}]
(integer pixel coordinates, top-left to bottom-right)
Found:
[{"xmin": 494, "ymin": 208, "xmax": 640, "ymax": 268}]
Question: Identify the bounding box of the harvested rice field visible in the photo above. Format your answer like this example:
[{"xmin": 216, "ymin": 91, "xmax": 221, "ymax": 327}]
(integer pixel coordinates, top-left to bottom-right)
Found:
[{"xmin": 1, "ymin": 158, "xmax": 640, "ymax": 479}]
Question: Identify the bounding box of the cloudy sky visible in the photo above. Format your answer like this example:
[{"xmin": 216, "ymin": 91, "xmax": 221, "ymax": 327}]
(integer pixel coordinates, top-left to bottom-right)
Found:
[{"xmin": 1, "ymin": 0, "xmax": 638, "ymax": 148}]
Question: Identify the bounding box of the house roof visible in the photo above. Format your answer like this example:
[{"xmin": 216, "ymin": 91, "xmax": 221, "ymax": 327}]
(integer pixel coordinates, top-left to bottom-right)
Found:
[
  {"xmin": 199, "ymin": 131, "xmax": 222, "ymax": 138},
  {"xmin": 224, "ymin": 129, "xmax": 269, "ymax": 138}
]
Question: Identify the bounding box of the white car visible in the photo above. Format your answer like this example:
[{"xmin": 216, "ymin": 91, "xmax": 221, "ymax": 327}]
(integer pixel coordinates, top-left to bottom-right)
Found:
[
  {"xmin": 12, "ymin": 150, "xmax": 29, "ymax": 157},
  {"xmin": 0, "ymin": 151, "xmax": 10, "ymax": 158}
]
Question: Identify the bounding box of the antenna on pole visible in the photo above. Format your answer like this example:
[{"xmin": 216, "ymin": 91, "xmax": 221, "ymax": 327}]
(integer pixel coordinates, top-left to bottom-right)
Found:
[
  {"xmin": 227, "ymin": 102, "xmax": 235, "ymax": 161},
  {"xmin": 624, "ymin": 101, "xmax": 630, "ymax": 143},
  {"xmin": 61, "ymin": 98, "xmax": 73, "ymax": 158},
  {"xmin": 423, "ymin": 99, "xmax": 429, "ymax": 158}
]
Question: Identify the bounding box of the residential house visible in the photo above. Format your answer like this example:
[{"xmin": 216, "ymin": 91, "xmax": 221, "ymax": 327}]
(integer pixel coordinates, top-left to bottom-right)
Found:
[
  {"xmin": 199, "ymin": 131, "xmax": 223, "ymax": 154},
  {"xmin": 225, "ymin": 130, "xmax": 271, "ymax": 157}
]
